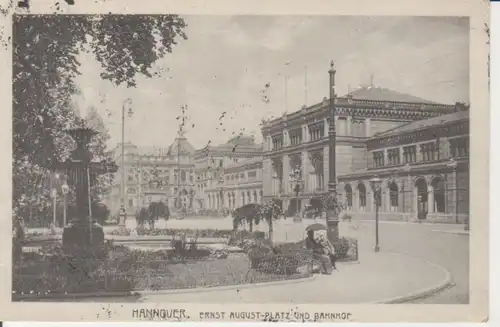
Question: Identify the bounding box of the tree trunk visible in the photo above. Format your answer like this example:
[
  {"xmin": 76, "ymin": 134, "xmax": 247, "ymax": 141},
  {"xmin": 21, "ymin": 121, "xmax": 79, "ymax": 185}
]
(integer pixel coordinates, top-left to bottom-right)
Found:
[{"xmin": 268, "ymin": 219, "xmax": 273, "ymax": 245}]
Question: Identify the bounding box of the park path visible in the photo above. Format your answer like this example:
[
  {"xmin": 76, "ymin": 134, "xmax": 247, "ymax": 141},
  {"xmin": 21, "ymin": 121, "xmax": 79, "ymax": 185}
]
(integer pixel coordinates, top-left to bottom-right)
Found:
[{"xmin": 138, "ymin": 250, "xmax": 450, "ymax": 304}]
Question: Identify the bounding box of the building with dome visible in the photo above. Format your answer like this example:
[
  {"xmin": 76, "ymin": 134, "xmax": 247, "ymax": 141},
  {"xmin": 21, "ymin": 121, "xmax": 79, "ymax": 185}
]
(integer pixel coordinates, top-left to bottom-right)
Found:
[{"xmin": 106, "ymin": 131, "xmax": 197, "ymax": 217}]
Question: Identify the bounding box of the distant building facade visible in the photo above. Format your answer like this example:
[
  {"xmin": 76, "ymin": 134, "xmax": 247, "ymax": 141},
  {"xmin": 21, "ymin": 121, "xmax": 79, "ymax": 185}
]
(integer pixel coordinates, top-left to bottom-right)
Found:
[
  {"xmin": 106, "ymin": 132, "xmax": 196, "ymax": 217},
  {"xmin": 260, "ymin": 86, "xmax": 465, "ymax": 217},
  {"xmin": 211, "ymin": 157, "xmax": 263, "ymax": 210},
  {"xmin": 338, "ymin": 109, "xmax": 469, "ymax": 224},
  {"xmin": 194, "ymin": 135, "xmax": 262, "ymax": 210}
]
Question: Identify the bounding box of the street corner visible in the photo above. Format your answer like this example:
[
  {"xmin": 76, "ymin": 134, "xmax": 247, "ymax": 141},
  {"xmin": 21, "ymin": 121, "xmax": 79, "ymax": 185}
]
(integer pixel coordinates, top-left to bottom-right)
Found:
[{"xmin": 352, "ymin": 251, "xmax": 454, "ymax": 304}]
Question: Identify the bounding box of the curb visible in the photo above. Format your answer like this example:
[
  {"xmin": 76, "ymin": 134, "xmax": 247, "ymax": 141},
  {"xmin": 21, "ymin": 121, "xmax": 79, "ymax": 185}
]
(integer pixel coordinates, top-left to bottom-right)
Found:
[
  {"xmin": 370, "ymin": 252, "xmax": 454, "ymax": 304},
  {"xmin": 137, "ymin": 274, "xmax": 317, "ymax": 298},
  {"xmin": 431, "ymin": 229, "xmax": 470, "ymax": 236}
]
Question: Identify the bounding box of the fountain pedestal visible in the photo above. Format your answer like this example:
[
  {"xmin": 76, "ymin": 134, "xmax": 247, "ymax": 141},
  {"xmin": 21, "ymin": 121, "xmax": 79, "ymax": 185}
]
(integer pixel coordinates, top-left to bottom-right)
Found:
[{"xmin": 57, "ymin": 128, "xmax": 118, "ymax": 257}]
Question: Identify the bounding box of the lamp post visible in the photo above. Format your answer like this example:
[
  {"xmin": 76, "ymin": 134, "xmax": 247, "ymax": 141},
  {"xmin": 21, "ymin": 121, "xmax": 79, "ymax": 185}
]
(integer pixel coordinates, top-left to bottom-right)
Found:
[
  {"xmin": 326, "ymin": 61, "xmax": 340, "ymax": 243},
  {"xmin": 370, "ymin": 176, "xmax": 382, "ymax": 252},
  {"xmin": 51, "ymin": 188, "xmax": 58, "ymax": 227},
  {"xmin": 120, "ymin": 98, "xmax": 133, "ymax": 211},
  {"xmin": 61, "ymin": 181, "xmax": 69, "ymax": 227},
  {"xmin": 289, "ymin": 167, "xmax": 304, "ymax": 222}
]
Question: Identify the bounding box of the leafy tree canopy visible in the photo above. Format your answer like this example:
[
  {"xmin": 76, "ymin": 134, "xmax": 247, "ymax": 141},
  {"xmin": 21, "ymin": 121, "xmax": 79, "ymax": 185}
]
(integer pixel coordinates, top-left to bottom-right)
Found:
[{"xmin": 12, "ymin": 14, "xmax": 188, "ymax": 219}]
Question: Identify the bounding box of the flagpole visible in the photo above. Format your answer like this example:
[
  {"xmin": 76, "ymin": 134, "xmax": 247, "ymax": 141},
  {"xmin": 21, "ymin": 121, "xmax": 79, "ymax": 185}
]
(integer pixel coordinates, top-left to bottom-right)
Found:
[
  {"xmin": 285, "ymin": 75, "xmax": 288, "ymax": 112},
  {"xmin": 304, "ymin": 65, "xmax": 308, "ymax": 106},
  {"xmin": 284, "ymin": 62, "xmax": 290, "ymax": 112}
]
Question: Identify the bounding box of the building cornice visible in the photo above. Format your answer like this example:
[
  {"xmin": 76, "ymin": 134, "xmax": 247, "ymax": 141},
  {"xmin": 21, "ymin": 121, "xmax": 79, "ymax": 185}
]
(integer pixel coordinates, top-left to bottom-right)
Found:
[
  {"xmin": 366, "ymin": 119, "xmax": 469, "ymax": 150},
  {"xmin": 263, "ymin": 136, "xmax": 367, "ymax": 158},
  {"xmin": 261, "ymin": 97, "xmax": 458, "ymax": 135},
  {"xmin": 338, "ymin": 157, "xmax": 469, "ymax": 180}
]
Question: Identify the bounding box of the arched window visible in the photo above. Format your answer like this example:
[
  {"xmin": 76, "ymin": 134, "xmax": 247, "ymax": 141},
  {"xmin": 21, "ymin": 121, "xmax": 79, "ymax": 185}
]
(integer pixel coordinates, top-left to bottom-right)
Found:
[
  {"xmin": 431, "ymin": 177, "xmax": 446, "ymax": 213},
  {"xmin": 253, "ymin": 191, "xmax": 258, "ymax": 203},
  {"xmin": 241, "ymin": 192, "xmax": 246, "ymax": 206},
  {"xmin": 389, "ymin": 181, "xmax": 399, "ymax": 212},
  {"xmin": 247, "ymin": 191, "xmax": 252, "ymax": 203},
  {"xmin": 357, "ymin": 183, "xmax": 366, "ymax": 211},
  {"xmin": 345, "ymin": 184, "xmax": 353, "ymax": 209}
]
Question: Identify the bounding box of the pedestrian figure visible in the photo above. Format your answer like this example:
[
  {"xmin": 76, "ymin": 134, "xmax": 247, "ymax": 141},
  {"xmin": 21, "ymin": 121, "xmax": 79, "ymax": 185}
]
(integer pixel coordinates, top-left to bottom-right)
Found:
[{"xmin": 305, "ymin": 230, "xmax": 333, "ymax": 275}]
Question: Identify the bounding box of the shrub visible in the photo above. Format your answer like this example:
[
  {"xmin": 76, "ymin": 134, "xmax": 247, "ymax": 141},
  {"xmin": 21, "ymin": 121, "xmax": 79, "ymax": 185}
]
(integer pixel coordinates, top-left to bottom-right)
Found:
[
  {"xmin": 332, "ymin": 237, "xmax": 351, "ymax": 259},
  {"xmin": 257, "ymin": 254, "xmax": 302, "ymax": 275}
]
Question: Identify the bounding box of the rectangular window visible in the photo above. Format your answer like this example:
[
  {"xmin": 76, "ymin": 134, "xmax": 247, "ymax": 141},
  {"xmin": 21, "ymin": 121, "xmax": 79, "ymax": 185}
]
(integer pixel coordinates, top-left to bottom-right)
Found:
[
  {"xmin": 240, "ymin": 173, "xmax": 245, "ymax": 179},
  {"xmin": 387, "ymin": 148, "xmax": 400, "ymax": 166},
  {"xmin": 372, "ymin": 150, "xmax": 385, "ymax": 168},
  {"xmin": 271, "ymin": 134, "xmax": 284, "ymax": 150},
  {"xmin": 450, "ymin": 137, "xmax": 469, "ymax": 158},
  {"xmin": 420, "ymin": 142, "xmax": 437, "ymax": 162},
  {"xmin": 247, "ymin": 170, "xmax": 257, "ymax": 178},
  {"xmin": 128, "ymin": 199, "xmax": 133, "ymax": 208},
  {"xmin": 308, "ymin": 121, "xmax": 325, "ymax": 142},
  {"xmin": 289, "ymin": 128, "xmax": 303, "ymax": 146},
  {"xmin": 403, "ymin": 145, "xmax": 417, "ymax": 163}
]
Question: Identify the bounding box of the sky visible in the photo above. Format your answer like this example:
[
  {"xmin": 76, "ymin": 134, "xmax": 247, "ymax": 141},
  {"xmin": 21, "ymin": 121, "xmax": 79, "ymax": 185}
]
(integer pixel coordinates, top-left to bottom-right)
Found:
[{"xmin": 72, "ymin": 15, "xmax": 470, "ymax": 151}]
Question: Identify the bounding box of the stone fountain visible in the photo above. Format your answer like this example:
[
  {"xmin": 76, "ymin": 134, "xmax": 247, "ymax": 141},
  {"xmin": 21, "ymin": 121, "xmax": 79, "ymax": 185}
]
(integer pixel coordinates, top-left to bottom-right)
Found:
[{"xmin": 56, "ymin": 127, "xmax": 118, "ymax": 256}]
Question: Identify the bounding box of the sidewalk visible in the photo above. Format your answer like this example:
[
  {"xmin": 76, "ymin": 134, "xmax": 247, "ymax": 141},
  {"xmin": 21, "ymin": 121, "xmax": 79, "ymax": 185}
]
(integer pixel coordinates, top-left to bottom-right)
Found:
[
  {"xmin": 431, "ymin": 229, "xmax": 469, "ymax": 236},
  {"xmin": 139, "ymin": 250, "xmax": 452, "ymax": 304}
]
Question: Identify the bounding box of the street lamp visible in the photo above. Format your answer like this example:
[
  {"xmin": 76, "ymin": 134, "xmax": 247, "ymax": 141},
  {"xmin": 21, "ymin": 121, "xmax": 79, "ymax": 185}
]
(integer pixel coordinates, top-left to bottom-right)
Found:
[
  {"xmin": 370, "ymin": 176, "xmax": 382, "ymax": 252},
  {"xmin": 61, "ymin": 181, "xmax": 69, "ymax": 227},
  {"xmin": 120, "ymin": 98, "xmax": 133, "ymax": 211},
  {"xmin": 326, "ymin": 60, "xmax": 340, "ymax": 243},
  {"xmin": 50, "ymin": 188, "xmax": 58, "ymax": 228},
  {"xmin": 289, "ymin": 167, "xmax": 304, "ymax": 222}
]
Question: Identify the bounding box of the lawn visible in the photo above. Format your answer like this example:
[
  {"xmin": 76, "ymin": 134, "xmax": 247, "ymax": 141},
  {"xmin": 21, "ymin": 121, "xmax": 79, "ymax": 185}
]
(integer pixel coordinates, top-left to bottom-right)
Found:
[{"xmin": 12, "ymin": 244, "xmax": 310, "ymax": 299}]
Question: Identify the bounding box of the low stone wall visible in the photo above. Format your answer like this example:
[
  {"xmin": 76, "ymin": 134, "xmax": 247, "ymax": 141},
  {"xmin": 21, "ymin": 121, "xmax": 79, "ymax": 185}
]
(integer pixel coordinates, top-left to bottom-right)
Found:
[{"xmin": 348, "ymin": 212, "xmax": 468, "ymax": 224}]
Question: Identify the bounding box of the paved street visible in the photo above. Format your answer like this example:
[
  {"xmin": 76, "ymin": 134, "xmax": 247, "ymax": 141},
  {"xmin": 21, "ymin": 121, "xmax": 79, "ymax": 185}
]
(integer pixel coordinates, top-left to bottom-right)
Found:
[
  {"xmin": 26, "ymin": 217, "xmax": 468, "ymax": 304},
  {"xmin": 342, "ymin": 220, "xmax": 469, "ymax": 304}
]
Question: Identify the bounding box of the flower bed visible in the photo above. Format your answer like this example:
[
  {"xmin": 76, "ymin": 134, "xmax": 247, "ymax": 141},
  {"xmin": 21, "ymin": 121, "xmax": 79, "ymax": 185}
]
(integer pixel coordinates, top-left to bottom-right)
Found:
[{"xmin": 13, "ymin": 241, "xmax": 308, "ymax": 299}]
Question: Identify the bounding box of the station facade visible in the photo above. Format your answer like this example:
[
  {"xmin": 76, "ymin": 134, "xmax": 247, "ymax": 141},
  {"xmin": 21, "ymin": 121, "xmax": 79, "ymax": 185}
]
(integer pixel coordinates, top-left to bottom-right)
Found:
[{"xmin": 260, "ymin": 86, "xmax": 469, "ymax": 222}]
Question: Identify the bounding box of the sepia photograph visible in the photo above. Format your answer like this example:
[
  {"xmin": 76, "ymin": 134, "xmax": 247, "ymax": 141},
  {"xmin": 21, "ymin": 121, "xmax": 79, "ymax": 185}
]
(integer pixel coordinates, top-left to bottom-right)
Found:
[{"xmin": 0, "ymin": 0, "xmax": 489, "ymax": 323}]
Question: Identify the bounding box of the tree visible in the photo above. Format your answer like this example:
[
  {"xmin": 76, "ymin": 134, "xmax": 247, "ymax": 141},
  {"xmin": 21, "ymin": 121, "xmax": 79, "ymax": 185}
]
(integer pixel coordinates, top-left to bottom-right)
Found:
[
  {"xmin": 135, "ymin": 207, "xmax": 149, "ymax": 229},
  {"xmin": 232, "ymin": 203, "xmax": 261, "ymax": 232},
  {"xmin": 260, "ymin": 199, "xmax": 283, "ymax": 244},
  {"xmin": 12, "ymin": 14, "xmax": 188, "ymax": 226},
  {"xmin": 147, "ymin": 201, "xmax": 169, "ymax": 229}
]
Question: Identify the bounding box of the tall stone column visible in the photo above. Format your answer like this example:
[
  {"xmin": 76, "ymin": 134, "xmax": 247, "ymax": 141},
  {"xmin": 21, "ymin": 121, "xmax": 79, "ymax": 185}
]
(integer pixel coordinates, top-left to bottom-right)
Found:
[
  {"xmin": 428, "ymin": 187, "xmax": 434, "ymax": 213},
  {"xmin": 282, "ymin": 155, "xmax": 290, "ymax": 194},
  {"xmin": 283, "ymin": 129, "xmax": 289, "ymax": 147},
  {"xmin": 347, "ymin": 116, "xmax": 352, "ymax": 136},
  {"xmin": 407, "ymin": 174, "xmax": 413, "ymax": 214},
  {"xmin": 301, "ymin": 151, "xmax": 308, "ymax": 192},
  {"xmin": 302, "ymin": 125, "xmax": 309, "ymax": 142},
  {"xmin": 365, "ymin": 118, "xmax": 372, "ymax": 137}
]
